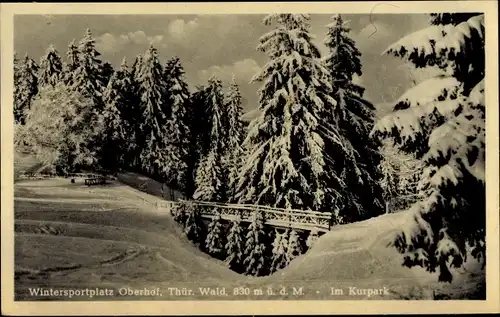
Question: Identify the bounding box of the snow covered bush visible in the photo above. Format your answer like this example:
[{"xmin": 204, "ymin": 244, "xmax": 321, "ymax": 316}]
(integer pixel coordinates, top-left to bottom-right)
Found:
[
  {"xmin": 17, "ymin": 82, "xmax": 103, "ymax": 173},
  {"xmin": 305, "ymin": 229, "xmax": 320, "ymax": 248},
  {"xmin": 371, "ymin": 13, "xmax": 485, "ymax": 282}
]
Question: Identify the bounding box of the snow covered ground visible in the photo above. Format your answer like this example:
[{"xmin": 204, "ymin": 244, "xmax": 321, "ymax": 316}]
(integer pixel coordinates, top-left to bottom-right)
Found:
[
  {"xmin": 13, "ymin": 154, "xmax": 485, "ymax": 300},
  {"xmin": 14, "ymin": 178, "xmax": 248, "ymax": 301},
  {"xmin": 264, "ymin": 211, "xmax": 485, "ymax": 299}
]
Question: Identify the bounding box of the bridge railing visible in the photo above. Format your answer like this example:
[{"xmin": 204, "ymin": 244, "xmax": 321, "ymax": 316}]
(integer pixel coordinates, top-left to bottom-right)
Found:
[{"xmin": 170, "ymin": 199, "xmax": 333, "ymax": 232}]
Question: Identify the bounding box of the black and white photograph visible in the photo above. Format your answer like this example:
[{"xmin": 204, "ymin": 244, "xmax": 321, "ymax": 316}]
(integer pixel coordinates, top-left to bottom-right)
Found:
[{"xmin": 1, "ymin": 1, "xmax": 499, "ymax": 315}]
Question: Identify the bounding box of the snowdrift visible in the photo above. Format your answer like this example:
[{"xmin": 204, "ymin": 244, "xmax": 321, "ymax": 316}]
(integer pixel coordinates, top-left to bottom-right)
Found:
[{"xmin": 267, "ymin": 211, "xmax": 485, "ymax": 299}]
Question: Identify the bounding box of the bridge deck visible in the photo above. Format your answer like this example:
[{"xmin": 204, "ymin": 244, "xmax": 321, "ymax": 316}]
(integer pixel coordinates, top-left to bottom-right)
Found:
[{"xmin": 200, "ymin": 213, "xmax": 330, "ymax": 232}]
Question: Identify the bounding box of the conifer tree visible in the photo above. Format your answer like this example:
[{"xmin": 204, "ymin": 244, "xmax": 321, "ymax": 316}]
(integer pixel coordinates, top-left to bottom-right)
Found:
[
  {"xmin": 224, "ymin": 77, "xmax": 246, "ymax": 201},
  {"xmin": 324, "ymin": 14, "xmax": 363, "ymax": 96},
  {"xmin": 14, "ymin": 52, "xmax": 20, "ymax": 86},
  {"xmin": 116, "ymin": 58, "xmax": 139, "ymax": 165},
  {"xmin": 243, "ymin": 209, "xmax": 268, "ymax": 276},
  {"xmin": 71, "ymin": 29, "xmax": 106, "ymax": 109},
  {"xmin": 172, "ymin": 202, "xmax": 188, "ymax": 227},
  {"xmin": 63, "ymin": 39, "xmax": 80, "ymax": 85},
  {"xmin": 205, "ymin": 214, "xmax": 225, "ymax": 257},
  {"xmin": 270, "ymin": 229, "xmax": 290, "ymax": 272},
  {"xmin": 64, "ymin": 29, "xmax": 107, "ymax": 170},
  {"xmin": 14, "ymin": 54, "xmax": 39, "ymax": 124},
  {"xmin": 102, "ymin": 61, "xmax": 115, "ymax": 87},
  {"xmin": 38, "ymin": 44, "xmax": 63, "ymax": 88},
  {"xmin": 186, "ymin": 85, "xmax": 211, "ymax": 198},
  {"xmin": 101, "ymin": 57, "xmax": 135, "ymax": 170},
  {"xmin": 184, "ymin": 204, "xmax": 204, "ymax": 244},
  {"xmin": 286, "ymin": 229, "xmax": 303, "ymax": 261},
  {"xmin": 137, "ymin": 44, "xmax": 169, "ymax": 176},
  {"xmin": 235, "ymin": 14, "xmax": 347, "ymax": 222},
  {"xmin": 371, "ymin": 13, "xmax": 485, "ymax": 282},
  {"xmin": 162, "ymin": 57, "xmax": 192, "ymax": 191},
  {"xmin": 130, "ymin": 54, "xmax": 146, "ymax": 168},
  {"xmin": 225, "ymin": 218, "xmax": 245, "ymax": 272},
  {"xmin": 190, "ymin": 85, "xmax": 213, "ymax": 157},
  {"xmin": 193, "ymin": 150, "xmax": 221, "ymax": 201},
  {"xmin": 14, "ymin": 52, "xmax": 21, "ymax": 119},
  {"xmin": 193, "ymin": 76, "xmax": 229, "ymax": 202},
  {"xmin": 132, "ymin": 54, "xmax": 144, "ymax": 81},
  {"xmin": 323, "ymin": 14, "xmax": 385, "ymax": 221}
]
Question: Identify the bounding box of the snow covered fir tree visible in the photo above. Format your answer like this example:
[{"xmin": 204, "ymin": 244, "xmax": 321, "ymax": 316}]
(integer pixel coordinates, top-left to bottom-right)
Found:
[
  {"xmin": 323, "ymin": 14, "xmax": 385, "ymax": 221},
  {"xmin": 224, "ymin": 77, "xmax": 246, "ymax": 201},
  {"xmin": 13, "ymin": 10, "xmax": 488, "ymax": 292},
  {"xmin": 14, "ymin": 54, "xmax": 39, "ymax": 124},
  {"xmin": 236, "ymin": 14, "xmax": 338, "ymax": 213},
  {"xmin": 242, "ymin": 209, "xmax": 268, "ymax": 276},
  {"xmin": 101, "ymin": 58, "xmax": 135, "ymax": 170},
  {"xmin": 38, "ymin": 45, "xmax": 63, "ymax": 88},
  {"xmin": 162, "ymin": 57, "xmax": 192, "ymax": 193},
  {"xmin": 137, "ymin": 44, "xmax": 170, "ymax": 177},
  {"xmin": 193, "ymin": 76, "xmax": 230, "ymax": 202},
  {"xmin": 224, "ymin": 218, "xmax": 246, "ymax": 273},
  {"xmin": 205, "ymin": 214, "xmax": 225, "ymax": 258},
  {"xmin": 371, "ymin": 13, "xmax": 485, "ymax": 282}
]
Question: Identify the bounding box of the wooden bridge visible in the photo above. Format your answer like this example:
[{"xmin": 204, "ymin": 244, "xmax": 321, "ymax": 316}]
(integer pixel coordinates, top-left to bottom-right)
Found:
[
  {"xmin": 158, "ymin": 199, "xmax": 335, "ymax": 232},
  {"xmin": 17, "ymin": 171, "xmax": 335, "ymax": 233}
]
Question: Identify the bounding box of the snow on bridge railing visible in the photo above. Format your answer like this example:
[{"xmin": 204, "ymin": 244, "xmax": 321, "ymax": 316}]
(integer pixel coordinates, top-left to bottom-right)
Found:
[{"xmin": 167, "ymin": 199, "xmax": 335, "ymax": 232}]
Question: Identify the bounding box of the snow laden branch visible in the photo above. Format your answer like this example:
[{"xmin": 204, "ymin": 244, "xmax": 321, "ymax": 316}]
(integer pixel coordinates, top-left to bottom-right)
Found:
[
  {"xmin": 383, "ymin": 14, "xmax": 484, "ymax": 71},
  {"xmin": 373, "ymin": 13, "xmax": 485, "ymax": 282}
]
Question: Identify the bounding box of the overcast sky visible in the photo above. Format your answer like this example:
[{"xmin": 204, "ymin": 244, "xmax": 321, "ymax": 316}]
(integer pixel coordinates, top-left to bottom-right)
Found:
[{"xmin": 14, "ymin": 14, "xmax": 432, "ymax": 116}]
